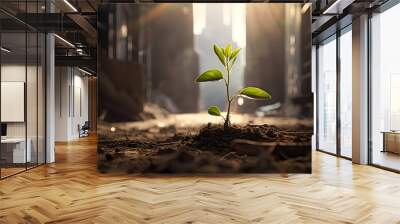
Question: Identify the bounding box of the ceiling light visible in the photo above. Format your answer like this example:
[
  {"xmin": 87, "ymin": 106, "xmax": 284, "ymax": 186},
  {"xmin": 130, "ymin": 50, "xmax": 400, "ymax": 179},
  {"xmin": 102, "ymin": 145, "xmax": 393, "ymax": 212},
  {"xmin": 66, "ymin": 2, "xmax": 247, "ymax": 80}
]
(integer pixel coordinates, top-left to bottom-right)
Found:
[
  {"xmin": 1, "ymin": 47, "xmax": 11, "ymax": 53},
  {"xmin": 322, "ymin": 0, "xmax": 354, "ymax": 15},
  {"xmin": 301, "ymin": 4, "xmax": 311, "ymax": 14},
  {"xmin": 63, "ymin": 0, "xmax": 78, "ymax": 12},
  {"xmin": 237, "ymin": 97, "xmax": 244, "ymax": 106},
  {"xmin": 121, "ymin": 24, "xmax": 128, "ymax": 38},
  {"xmin": 54, "ymin": 34, "xmax": 75, "ymax": 48},
  {"xmin": 78, "ymin": 67, "xmax": 93, "ymax": 76}
]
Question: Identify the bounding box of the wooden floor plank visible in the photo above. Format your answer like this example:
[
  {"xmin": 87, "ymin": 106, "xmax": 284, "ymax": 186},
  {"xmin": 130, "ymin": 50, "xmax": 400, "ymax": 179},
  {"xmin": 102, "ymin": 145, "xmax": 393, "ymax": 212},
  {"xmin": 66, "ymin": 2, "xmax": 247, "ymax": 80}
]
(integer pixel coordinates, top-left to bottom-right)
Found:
[{"xmin": 0, "ymin": 136, "xmax": 399, "ymax": 223}]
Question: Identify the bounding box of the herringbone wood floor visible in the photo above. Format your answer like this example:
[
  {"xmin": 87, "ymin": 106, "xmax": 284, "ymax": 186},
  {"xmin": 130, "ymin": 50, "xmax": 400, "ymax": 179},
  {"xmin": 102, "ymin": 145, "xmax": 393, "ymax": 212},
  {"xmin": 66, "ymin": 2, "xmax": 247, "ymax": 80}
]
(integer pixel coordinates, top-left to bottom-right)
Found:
[{"xmin": 1, "ymin": 136, "xmax": 400, "ymax": 224}]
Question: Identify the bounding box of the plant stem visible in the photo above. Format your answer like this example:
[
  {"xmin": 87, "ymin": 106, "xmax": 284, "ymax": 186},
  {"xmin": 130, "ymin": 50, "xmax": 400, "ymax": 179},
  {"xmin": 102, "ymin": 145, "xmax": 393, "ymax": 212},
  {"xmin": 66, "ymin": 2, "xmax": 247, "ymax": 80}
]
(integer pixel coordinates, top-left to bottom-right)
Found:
[
  {"xmin": 224, "ymin": 62, "xmax": 231, "ymax": 129},
  {"xmin": 225, "ymin": 99, "xmax": 231, "ymax": 129}
]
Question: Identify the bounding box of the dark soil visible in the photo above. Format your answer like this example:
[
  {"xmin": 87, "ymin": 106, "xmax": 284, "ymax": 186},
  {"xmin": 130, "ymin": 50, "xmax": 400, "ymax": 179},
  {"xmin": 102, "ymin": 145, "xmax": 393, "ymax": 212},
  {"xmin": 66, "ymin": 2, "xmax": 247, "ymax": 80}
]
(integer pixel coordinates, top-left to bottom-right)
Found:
[
  {"xmin": 98, "ymin": 124, "xmax": 312, "ymax": 174},
  {"xmin": 194, "ymin": 124, "xmax": 310, "ymax": 150}
]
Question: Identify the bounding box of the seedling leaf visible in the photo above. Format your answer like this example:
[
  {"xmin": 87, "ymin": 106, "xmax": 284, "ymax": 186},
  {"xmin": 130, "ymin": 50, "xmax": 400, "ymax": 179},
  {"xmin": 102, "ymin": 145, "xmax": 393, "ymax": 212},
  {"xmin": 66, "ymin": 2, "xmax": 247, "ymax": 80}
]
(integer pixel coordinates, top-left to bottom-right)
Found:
[
  {"xmin": 208, "ymin": 106, "xmax": 222, "ymax": 116},
  {"xmin": 225, "ymin": 44, "xmax": 232, "ymax": 57},
  {"xmin": 231, "ymin": 48, "xmax": 241, "ymax": 61},
  {"xmin": 196, "ymin": 69, "xmax": 223, "ymax": 82},
  {"xmin": 239, "ymin": 87, "xmax": 271, "ymax": 100},
  {"xmin": 213, "ymin": 45, "xmax": 226, "ymax": 66},
  {"xmin": 195, "ymin": 43, "xmax": 272, "ymax": 129}
]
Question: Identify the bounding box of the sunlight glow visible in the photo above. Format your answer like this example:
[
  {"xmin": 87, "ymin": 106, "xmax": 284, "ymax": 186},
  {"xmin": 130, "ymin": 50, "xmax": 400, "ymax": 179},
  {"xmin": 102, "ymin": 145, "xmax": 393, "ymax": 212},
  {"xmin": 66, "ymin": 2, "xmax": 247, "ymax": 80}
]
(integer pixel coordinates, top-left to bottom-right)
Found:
[
  {"xmin": 193, "ymin": 3, "xmax": 246, "ymax": 48},
  {"xmin": 121, "ymin": 24, "xmax": 128, "ymax": 38},
  {"xmin": 232, "ymin": 4, "xmax": 246, "ymax": 48},
  {"xmin": 222, "ymin": 4, "xmax": 231, "ymax": 26},
  {"xmin": 193, "ymin": 4, "xmax": 206, "ymax": 35},
  {"xmin": 237, "ymin": 97, "xmax": 244, "ymax": 106}
]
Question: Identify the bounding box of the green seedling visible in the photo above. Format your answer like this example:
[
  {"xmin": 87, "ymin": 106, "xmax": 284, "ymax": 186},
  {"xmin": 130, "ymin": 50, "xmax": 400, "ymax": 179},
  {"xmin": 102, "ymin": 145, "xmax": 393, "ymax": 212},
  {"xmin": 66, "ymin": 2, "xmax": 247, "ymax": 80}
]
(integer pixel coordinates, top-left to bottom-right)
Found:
[{"xmin": 195, "ymin": 44, "xmax": 271, "ymax": 129}]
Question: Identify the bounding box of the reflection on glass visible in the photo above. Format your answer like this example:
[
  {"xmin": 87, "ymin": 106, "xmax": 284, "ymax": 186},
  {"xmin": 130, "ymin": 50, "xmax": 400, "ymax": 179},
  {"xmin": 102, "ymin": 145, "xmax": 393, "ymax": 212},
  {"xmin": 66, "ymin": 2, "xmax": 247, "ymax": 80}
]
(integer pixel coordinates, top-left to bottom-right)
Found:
[
  {"xmin": 371, "ymin": 4, "xmax": 400, "ymax": 171},
  {"xmin": 1, "ymin": 32, "xmax": 28, "ymax": 177},
  {"xmin": 317, "ymin": 37, "xmax": 337, "ymax": 154},
  {"xmin": 340, "ymin": 29, "xmax": 352, "ymax": 158}
]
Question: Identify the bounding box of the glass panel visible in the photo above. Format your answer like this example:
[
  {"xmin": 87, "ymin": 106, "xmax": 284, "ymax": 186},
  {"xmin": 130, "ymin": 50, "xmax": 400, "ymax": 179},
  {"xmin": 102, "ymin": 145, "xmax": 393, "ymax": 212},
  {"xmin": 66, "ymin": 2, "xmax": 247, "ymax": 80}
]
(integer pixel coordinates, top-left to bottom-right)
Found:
[
  {"xmin": 317, "ymin": 37, "xmax": 337, "ymax": 154},
  {"xmin": 312, "ymin": 45, "xmax": 317, "ymax": 151},
  {"xmin": 371, "ymin": 4, "xmax": 400, "ymax": 171},
  {"xmin": 339, "ymin": 29, "xmax": 352, "ymax": 158},
  {"xmin": 38, "ymin": 33, "xmax": 45, "ymax": 165},
  {"xmin": 26, "ymin": 0, "xmax": 39, "ymax": 169},
  {"xmin": 1, "ymin": 31, "xmax": 28, "ymax": 177},
  {"xmin": 0, "ymin": 1, "xmax": 29, "ymax": 177},
  {"xmin": 0, "ymin": 11, "xmax": 2, "ymax": 179},
  {"xmin": 27, "ymin": 30, "xmax": 38, "ymax": 169},
  {"xmin": 0, "ymin": 1, "xmax": 46, "ymax": 178}
]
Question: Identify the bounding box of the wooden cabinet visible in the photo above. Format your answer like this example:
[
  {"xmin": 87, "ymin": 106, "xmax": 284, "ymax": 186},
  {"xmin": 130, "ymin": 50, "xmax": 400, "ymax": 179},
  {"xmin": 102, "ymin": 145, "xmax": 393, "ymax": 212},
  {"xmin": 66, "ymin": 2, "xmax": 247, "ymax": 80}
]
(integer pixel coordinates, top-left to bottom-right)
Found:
[{"xmin": 382, "ymin": 132, "xmax": 400, "ymax": 154}]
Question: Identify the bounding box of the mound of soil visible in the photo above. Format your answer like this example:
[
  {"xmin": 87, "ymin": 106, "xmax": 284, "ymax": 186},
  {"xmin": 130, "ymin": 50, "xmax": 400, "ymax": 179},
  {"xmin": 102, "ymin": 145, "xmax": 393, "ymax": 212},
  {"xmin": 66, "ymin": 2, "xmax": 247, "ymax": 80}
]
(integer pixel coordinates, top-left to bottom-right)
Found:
[
  {"xmin": 98, "ymin": 124, "xmax": 312, "ymax": 174},
  {"xmin": 194, "ymin": 124, "xmax": 309, "ymax": 149}
]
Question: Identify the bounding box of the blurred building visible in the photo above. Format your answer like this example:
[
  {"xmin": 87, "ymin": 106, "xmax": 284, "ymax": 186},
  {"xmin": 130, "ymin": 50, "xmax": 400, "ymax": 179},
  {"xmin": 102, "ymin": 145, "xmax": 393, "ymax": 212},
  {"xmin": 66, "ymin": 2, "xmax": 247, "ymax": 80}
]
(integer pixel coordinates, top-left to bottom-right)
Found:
[
  {"xmin": 244, "ymin": 4, "xmax": 286, "ymax": 113},
  {"xmin": 146, "ymin": 4, "xmax": 199, "ymax": 113},
  {"xmin": 194, "ymin": 4, "xmax": 244, "ymax": 111},
  {"xmin": 98, "ymin": 4, "xmax": 146, "ymax": 122},
  {"xmin": 98, "ymin": 4, "xmax": 200, "ymax": 122},
  {"xmin": 284, "ymin": 5, "xmax": 313, "ymax": 118},
  {"xmin": 244, "ymin": 4, "xmax": 312, "ymax": 118}
]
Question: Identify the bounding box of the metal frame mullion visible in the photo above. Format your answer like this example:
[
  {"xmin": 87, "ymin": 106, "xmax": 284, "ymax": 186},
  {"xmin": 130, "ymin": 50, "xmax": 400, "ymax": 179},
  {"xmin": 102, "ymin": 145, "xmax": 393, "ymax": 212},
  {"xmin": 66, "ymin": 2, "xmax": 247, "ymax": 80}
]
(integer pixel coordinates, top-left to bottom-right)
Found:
[
  {"xmin": 36, "ymin": 0, "xmax": 39, "ymax": 168},
  {"xmin": 316, "ymin": 44, "xmax": 320, "ymax": 151},
  {"xmin": 336, "ymin": 28, "xmax": 341, "ymax": 157},
  {"xmin": 367, "ymin": 11, "xmax": 373, "ymax": 166},
  {"xmin": 24, "ymin": 0, "xmax": 28, "ymax": 171},
  {"xmin": 0, "ymin": 24, "xmax": 2, "ymax": 179}
]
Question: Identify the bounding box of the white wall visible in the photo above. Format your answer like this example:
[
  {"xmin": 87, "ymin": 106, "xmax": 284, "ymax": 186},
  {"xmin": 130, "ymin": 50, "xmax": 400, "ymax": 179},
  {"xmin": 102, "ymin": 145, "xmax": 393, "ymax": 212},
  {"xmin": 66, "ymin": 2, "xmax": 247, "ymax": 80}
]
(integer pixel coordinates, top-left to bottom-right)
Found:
[
  {"xmin": 55, "ymin": 67, "xmax": 89, "ymax": 141},
  {"xmin": 1, "ymin": 65, "xmax": 38, "ymax": 138},
  {"xmin": 1, "ymin": 66, "xmax": 26, "ymax": 138},
  {"xmin": 55, "ymin": 66, "xmax": 70, "ymax": 141}
]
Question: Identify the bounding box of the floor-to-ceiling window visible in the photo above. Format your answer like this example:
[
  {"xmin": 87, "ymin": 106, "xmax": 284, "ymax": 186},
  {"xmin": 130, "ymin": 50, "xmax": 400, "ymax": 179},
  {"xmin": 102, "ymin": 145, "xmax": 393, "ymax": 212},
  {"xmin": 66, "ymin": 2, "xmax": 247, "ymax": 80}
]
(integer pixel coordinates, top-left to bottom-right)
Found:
[
  {"xmin": 316, "ymin": 24, "xmax": 353, "ymax": 158},
  {"xmin": 370, "ymin": 2, "xmax": 400, "ymax": 171},
  {"xmin": 339, "ymin": 27, "xmax": 352, "ymax": 158},
  {"xmin": 317, "ymin": 35, "xmax": 337, "ymax": 154},
  {"xmin": 0, "ymin": 1, "xmax": 46, "ymax": 179}
]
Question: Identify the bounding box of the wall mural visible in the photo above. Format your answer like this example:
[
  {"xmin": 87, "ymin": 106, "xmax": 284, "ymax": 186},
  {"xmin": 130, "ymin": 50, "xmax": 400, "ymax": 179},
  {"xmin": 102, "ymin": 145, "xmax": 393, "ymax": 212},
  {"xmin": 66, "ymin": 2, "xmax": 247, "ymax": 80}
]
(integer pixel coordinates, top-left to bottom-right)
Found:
[{"xmin": 97, "ymin": 3, "xmax": 313, "ymax": 174}]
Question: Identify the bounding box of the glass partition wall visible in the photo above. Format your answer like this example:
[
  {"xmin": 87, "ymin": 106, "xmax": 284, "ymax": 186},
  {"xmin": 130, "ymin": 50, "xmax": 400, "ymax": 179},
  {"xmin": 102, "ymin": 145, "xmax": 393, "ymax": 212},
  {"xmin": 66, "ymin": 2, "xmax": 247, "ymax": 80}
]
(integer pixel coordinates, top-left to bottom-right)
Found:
[
  {"xmin": 370, "ymin": 3, "xmax": 400, "ymax": 171},
  {"xmin": 317, "ymin": 35, "xmax": 337, "ymax": 155},
  {"xmin": 0, "ymin": 3, "xmax": 46, "ymax": 179},
  {"xmin": 339, "ymin": 28, "xmax": 352, "ymax": 158},
  {"xmin": 316, "ymin": 26, "xmax": 352, "ymax": 159}
]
